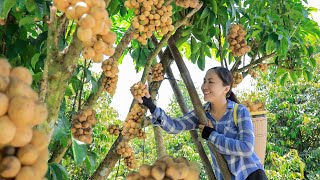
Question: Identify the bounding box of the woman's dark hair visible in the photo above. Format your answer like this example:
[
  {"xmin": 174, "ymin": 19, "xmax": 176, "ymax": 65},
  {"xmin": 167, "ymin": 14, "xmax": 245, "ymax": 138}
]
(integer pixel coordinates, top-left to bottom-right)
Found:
[{"xmin": 209, "ymin": 67, "xmax": 240, "ymax": 103}]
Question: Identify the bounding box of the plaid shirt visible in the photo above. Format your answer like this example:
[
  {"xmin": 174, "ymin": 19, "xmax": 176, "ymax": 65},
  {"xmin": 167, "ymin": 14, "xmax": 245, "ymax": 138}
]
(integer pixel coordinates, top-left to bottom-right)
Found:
[{"xmin": 151, "ymin": 99, "xmax": 264, "ymax": 180}]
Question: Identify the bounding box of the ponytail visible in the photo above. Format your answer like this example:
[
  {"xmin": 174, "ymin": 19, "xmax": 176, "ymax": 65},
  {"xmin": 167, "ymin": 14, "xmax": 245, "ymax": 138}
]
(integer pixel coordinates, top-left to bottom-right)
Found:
[{"xmin": 227, "ymin": 91, "xmax": 240, "ymax": 103}]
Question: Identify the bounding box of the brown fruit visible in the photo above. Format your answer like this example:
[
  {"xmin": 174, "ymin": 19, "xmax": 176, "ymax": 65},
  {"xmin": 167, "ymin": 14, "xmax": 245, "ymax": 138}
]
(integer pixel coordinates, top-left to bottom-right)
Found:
[
  {"xmin": 10, "ymin": 67, "xmax": 33, "ymax": 85},
  {"xmin": 79, "ymin": 14, "xmax": 95, "ymax": 28},
  {"xmin": 103, "ymin": 46, "xmax": 115, "ymax": 56},
  {"xmin": 65, "ymin": 6, "xmax": 77, "ymax": 20},
  {"xmin": 8, "ymin": 96, "xmax": 35, "ymax": 127},
  {"xmin": 91, "ymin": 20, "xmax": 105, "ymax": 34},
  {"xmin": 17, "ymin": 144, "xmax": 39, "ymax": 165},
  {"xmin": 0, "ymin": 58, "xmax": 11, "ymax": 76},
  {"xmin": 74, "ymin": 2, "xmax": 90, "ymax": 18},
  {"xmin": 77, "ymin": 27, "xmax": 93, "ymax": 42},
  {"xmin": 0, "ymin": 116, "xmax": 16, "ymax": 145},
  {"xmin": 0, "ymin": 19, "xmax": 5, "ymax": 25},
  {"xmin": 82, "ymin": 36, "xmax": 97, "ymax": 47},
  {"xmin": 6, "ymin": 78, "xmax": 38, "ymax": 100},
  {"xmin": 139, "ymin": 164, "xmax": 151, "ymax": 177},
  {"xmin": 53, "ymin": 0, "xmax": 70, "ymax": 12},
  {"xmin": 0, "ymin": 76, "xmax": 9, "ymax": 92},
  {"xmin": 94, "ymin": 40, "xmax": 107, "ymax": 53},
  {"xmin": 151, "ymin": 165, "xmax": 165, "ymax": 180},
  {"xmin": 0, "ymin": 156, "xmax": 21, "ymax": 178},
  {"xmin": 93, "ymin": 53, "xmax": 104, "ymax": 63},
  {"xmin": 30, "ymin": 130, "xmax": 49, "ymax": 152},
  {"xmin": 101, "ymin": 31, "xmax": 116, "ymax": 44},
  {"xmin": 31, "ymin": 102, "xmax": 48, "ymax": 126},
  {"xmin": 15, "ymin": 166, "xmax": 36, "ymax": 180},
  {"xmin": 83, "ymin": 47, "xmax": 95, "ymax": 59},
  {"xmin": 0, "ymin": 93, "xmax": 9, "ymax": 116},
  {"xmin": 90, "ymin": 7, "xmax": 107, "ymax": 20},
  {"xmin": 9, "ymin": 127, "xmax": 32, "ymax": 147},
  {"xmin": 32, "ymin": 159, "xmax": 48, "ymax": 178}
]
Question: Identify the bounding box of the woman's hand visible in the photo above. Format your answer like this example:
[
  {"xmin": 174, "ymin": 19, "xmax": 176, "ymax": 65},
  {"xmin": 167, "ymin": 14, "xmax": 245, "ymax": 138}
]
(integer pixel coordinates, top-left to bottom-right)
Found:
[{"xmin": 199, "ymin": 120, "xmax": 214, "ymax": 140}]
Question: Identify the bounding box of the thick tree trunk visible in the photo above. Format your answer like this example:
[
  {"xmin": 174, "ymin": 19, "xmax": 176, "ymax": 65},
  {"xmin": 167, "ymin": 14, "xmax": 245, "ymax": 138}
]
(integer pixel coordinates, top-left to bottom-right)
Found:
[
  {"xmin": 166, "ymin": 67, "xmax": 216, "ymax": 180},
  {"xmin": 153, "ymin": 126, "xmax": 167, "ymax": 158},
  {"xmin": 167, "ymin": 38, "xmax": 232, "ymax": 179}
]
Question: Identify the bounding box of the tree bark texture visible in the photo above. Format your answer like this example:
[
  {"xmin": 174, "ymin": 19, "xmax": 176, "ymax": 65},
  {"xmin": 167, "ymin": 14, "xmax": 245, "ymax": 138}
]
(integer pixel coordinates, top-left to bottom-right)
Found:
[{"xmin": 167, "ymin": 38, "xmax": 232, "ymax": 179}]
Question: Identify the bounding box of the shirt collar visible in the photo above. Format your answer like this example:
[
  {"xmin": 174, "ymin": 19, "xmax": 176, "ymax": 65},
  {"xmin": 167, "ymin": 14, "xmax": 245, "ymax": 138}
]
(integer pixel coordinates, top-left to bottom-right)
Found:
[{"xmin": 203, "ymin": 99, "xmax": 235, "ymax": 112}]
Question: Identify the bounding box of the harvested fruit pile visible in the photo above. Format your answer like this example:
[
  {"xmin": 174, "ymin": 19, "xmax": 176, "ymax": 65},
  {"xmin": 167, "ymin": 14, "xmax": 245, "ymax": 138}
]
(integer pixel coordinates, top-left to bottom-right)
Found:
[
  {"xmin": 53, "ymin": 0, "xmax": 116, "ymax": 62},
  {"xmin": 242, "ymin": 100, "xmax": 265, "ymax": 112},
  {"xmin": 126, "ymin": 156, "xmax": 200, "ymax": 180},
  {"xmin": 124, "ymin": 0, "xmax": 174, "ymax": 45},
  {"xmin": 151, "ymin": 63, "xmax": 164, "ymax": 82},
  {"xmin": 0, "ymin": 58, "xmax": 49, "ymax": 179},
  {"xmin": 71, "ymin": 107, "xmax": 97, "ymax": 144},
  {"xmin": 175, "ymin": 0, "xmax": 200, "ymax": 8},
  {"xmin": 227, "ymin": 24, "xmax": 251, "ymax": 57},
  {"xmin": 101, "ymin": 58, "xmax": 119, "ymax": 95}
]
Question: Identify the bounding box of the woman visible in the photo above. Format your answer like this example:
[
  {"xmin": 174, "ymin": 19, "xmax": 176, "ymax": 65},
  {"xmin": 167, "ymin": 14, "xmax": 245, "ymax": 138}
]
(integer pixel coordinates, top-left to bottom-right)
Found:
[{"xmin": 136, "ymin": 67, "xmax": 267, "ymax": 180}]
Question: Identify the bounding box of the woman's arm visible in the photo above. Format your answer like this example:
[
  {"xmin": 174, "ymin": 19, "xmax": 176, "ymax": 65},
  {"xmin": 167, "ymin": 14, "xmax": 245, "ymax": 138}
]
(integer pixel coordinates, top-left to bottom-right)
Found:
[
  {"xmin": 151, "ymin": 107, "xmax": 199, "ymax": 134},
  {"xmin": 203, "ymin": 105, "xmax": 255, "ymax": 157}
]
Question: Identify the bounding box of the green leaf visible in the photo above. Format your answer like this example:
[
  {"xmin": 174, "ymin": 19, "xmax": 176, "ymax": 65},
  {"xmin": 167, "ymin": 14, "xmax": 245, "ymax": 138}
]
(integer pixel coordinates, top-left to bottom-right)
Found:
[
  {"xmin": 251, "ymin": 30, "xmax": 261, "ymax": 37},
  {"xmin": 191, "ymin": 36, "xmax": 199, "ymax": 54},
  {"xmin": 26, "ymin": 0, "xmax": 35, "ymax": 12},
  {"xmin": 175, "ymin": 34, "xmax": 190, "ymax": 48},
  {"xmin": 280, "ymin": 73, "xmax": 288, "ymax": 85},
  {"xmin": 49, "ymin": 163, "xmax": 69, "ymax": 180},
  {"xmin": 107, "ymin": 0, "xmax": 119, "ymax": 15},
  {"xmin": 19, "ymin": 15, "xmax": 35, "ymax": 26},
  {"xmin": 296, "ymin": 70, "xmax": 302, "ymax": 78},
  {"xmin": 289, "ymin": 71, "xmax": 298, "ymax": 83},
  {"xmin": 310, "ymin": 58, "xmax": 316, "ymax": 67},
  {"xmin": 52, "ymin": 108, "xmax": 70, "ymax": 145},
  {"xmin": 197, "ymin": 49, "xmax": 205, "ymax": 71},
  {"xmin": 181, "ymin": 27, "xmax": 192, "ymax": 37},
  {"xmin": 0, "ymin": 0, "xmax": 16, "ymax": 19},
  {"xmin": 85, "ymin": 152, "xmax": 97, "ymax": 172},
  {"xmin": 200, "ymin": 7, "xmax": 210, "ymax": 19},
  {"xmin": 266, "ymin": 37, "xmax": 274, "ymax": 55},
  {"xmin": 203, "ymin": 45, "xmax": 211, "ymax": 58},
  {"xmin": 303, "ymin": 71, "xmax": 313, "ymax": 81},
  {"xmin": 91, "ymin": 78, "xmax": 98, "ymax": 94},
  {"xmin": 71, "ymin": 136, "xmax": 87, "ymax": 164},
  {"xmin": 210, "ymin": 0, "xmax": 218, "ymax": 15},
  {"xmin": 31, "ymin": 53, "xmax": 40, "ymax": 69}
]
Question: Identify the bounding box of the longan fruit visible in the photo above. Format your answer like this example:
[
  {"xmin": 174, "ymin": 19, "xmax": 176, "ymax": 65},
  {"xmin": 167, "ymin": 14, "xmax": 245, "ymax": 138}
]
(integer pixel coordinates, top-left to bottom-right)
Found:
[
  {"xmin": 9, "ymin": 127, "xmax": 33, "ymax": 147},
  {"xmin": 77, "ymin": 27, "xmax": 93, "ymax": 42},
  {"xmin": 10, "ymin": 67, "xmax": 33, "ymax": 85},
  {"xmin": 101, "ymin": 31, "xmax": 116, "ymax": 44},
  {"xmin": 74, "ymin": 2, "xmax": 90, "ymax": 18},
  {"xmin": 8, "ymin": 96, "xmax": 35, "ymax": 126},
  {"xmin": 151, "ymin": 165, "xmax": 165, "ymax": 180},
  {"xmin": 0, "ymin": 156, "xmax": 21, "ymax": 178},
  {"xmin": 83, "ymin": 47, "xmax": 95, "ymax": 59},
  {"xmin": 90, "ymin": 7, "xmax": 107, "ymax": 20},
  {"xmin": 94, "ymin": 40, "xmax": 107, "ymax": 53},
  {"xmin": 0, "ymin": 93, "xmax": 9, "ymax": 116},
  {"xmin": 0, "ymin": 58, "xmax": 11, "ymax": 76},
  {"xmin": 30, "ymin": 130, "xmax": 49, "ymax": 152},
  {"xmin": 93, "ymin": 53, "xmax": 104, "ymax": 63},
  {"xmin": 0, "ymin": 76, "xmax": 9, "ymax": 92},
  {"xmin": 15, "ymin": 166, "xmax": 36, "ymax": 180},
  {"xmin": 31, "ymin": 102, "xmax": 48, "ymax": 126},
  {"xmin": 6, "ymin": 78, "xmax": 38, "ymax": 100},
  {"xmin": 53, "ymin": 0, "xmax": 70, "ymax": 12},
  {"xmin": 139, "ymin": 164, "xmax": 151, "ymax": 177},
  {"xmin": 17, "ymin": 144, "xmax": 39, "ymax": 165},
  {"xmin": 65, "ymin": 6, "xmax": 77, "ymax": 20},
  {"xmin": 0, "ymin": 116, "xmax": 16, "ymax": 145},
  {"xmin": 79, "ymin": 14, "xmax": 95, "ymax": 28},
  {"xmin": 32, "ymin": 159, "xmax": 48, "ymax": 178}
]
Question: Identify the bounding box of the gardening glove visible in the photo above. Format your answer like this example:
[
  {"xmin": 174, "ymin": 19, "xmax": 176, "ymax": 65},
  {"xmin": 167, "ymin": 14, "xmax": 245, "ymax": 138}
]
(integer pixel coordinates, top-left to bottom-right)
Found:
[{"xmin": 142, "ymin": 96, "xmax": 156, "ymax": 113}]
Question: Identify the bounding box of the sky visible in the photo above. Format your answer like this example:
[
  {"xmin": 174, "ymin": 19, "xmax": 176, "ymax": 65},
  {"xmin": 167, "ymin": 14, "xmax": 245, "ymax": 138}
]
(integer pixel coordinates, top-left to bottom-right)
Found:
[{"xmin": 91, "ymin": 0, "xmax": 320, "ymax": 120}]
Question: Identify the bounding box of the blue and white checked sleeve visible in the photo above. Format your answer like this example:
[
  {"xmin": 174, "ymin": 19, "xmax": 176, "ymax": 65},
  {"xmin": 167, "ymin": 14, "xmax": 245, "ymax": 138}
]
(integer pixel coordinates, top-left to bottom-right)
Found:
[
  {"xmin": 150, "ymin": 107, "xmax": 200, "ymax": 134},
  {"xmin": 208, "ymin": 106, "xmax": 255, "ymax": 156}
]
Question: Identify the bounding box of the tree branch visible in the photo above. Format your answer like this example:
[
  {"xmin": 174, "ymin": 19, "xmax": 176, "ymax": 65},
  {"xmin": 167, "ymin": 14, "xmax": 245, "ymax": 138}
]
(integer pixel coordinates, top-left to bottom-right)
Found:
[{"xmin": 236, "ymin": 52, "xmax": 276, "ymax": 72}]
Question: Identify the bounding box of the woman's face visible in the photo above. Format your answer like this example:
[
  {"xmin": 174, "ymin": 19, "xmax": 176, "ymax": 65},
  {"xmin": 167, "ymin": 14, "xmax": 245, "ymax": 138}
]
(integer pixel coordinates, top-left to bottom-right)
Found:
[{"xmin": 201, "ymin": 70, "xmax": 230, "ymax": 103}]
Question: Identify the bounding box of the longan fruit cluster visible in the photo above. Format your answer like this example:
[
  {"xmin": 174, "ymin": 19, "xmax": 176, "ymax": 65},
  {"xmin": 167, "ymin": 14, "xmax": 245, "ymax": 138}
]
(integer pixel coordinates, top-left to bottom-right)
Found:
[
  {"xmin": 107, "ymin": 124, "xmax": 121, "ymax": 136},
  {"xmin": 116, "ymin": 141, "xmax": 134, "ymax": 158},
  {"xmin": 249, "ymin": 69, "xmax": 258, "ymax": 79},
  {"xmin": 124, "ymin": 154, "xmax": 138, "ymax": 170},
  {"xmin": 126, "ymin": 156, "xmax": 200, "ymax": 180},
  {"xmin": 242, "ymin": 100, "xmax": 265, "ymax": 112},
  {"xmin": 233, "ymin": 72, "xmax": 243, "ymax": 88},
  {"xmin": 124, "ymin": 0, "xmax": 174, "ymax": 45},
  {"xmin": 0, "ymin": 58, "xmax": 49, "ymax": 179},
  {"xmin": 137, "ymin": 129, "xmax": 146, "ymax": 140},
  {"xmin": 71, "ymin": 107, "xmax": 97, "ymax": 144},
  {"xmin": 122, "ymin": 104, "xmax": 145, "ymax": 140},
  {"xmin": 175, "ymin": 0, "xmax": 200, "ymax": 8},
  {"xmin": 101, "ymin": 58, "xmax": 119, "ymax": 95},
  {"xmin": 53, "ymin": 0, "xmax": 116, "ymax": 63},
  {"xmin": 151, "ymin": 63, "xmax": 164, "ymax": 82},
  {"xmin": 227, "ymin": 24, "xmax": 251, "ymax": 57},
  {"xmin": 258, "ymin": 63, "xmax": 268, "ymax": 72},
  {"xmin": 130, "ymin": 82, "xmax": 148, "ymax": 100}
]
